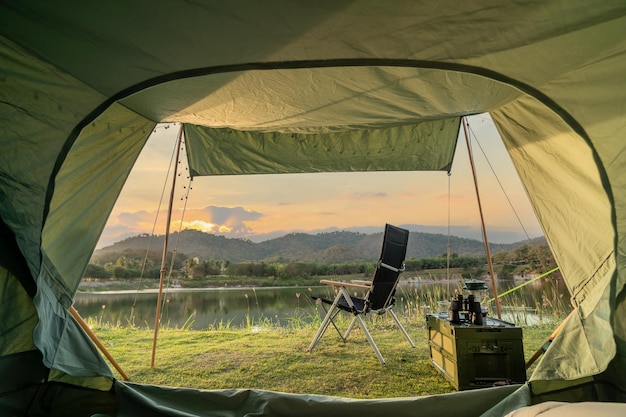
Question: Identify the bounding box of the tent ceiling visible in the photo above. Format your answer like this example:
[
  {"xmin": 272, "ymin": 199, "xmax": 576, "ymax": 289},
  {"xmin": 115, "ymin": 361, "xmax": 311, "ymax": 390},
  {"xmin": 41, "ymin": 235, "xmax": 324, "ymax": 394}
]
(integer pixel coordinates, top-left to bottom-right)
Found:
[{"xmin": 120, "ymin": 67, "xmax": 522, "ymax": 132}]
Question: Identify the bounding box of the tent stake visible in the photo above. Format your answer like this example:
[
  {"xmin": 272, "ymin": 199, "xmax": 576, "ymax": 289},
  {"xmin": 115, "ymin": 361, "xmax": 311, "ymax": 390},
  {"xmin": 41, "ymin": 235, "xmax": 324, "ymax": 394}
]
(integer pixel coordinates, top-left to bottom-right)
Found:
[
  {"xmin": 462, "ymin": 117, "xmax": 502, "ymax": 319},
  {"xmin": 151, "ymin": 124, "xmax": 184, "ymax": 368},
  {"xmin": 69, "ymin": 306, "xmax": 129, "ymax": 381}
]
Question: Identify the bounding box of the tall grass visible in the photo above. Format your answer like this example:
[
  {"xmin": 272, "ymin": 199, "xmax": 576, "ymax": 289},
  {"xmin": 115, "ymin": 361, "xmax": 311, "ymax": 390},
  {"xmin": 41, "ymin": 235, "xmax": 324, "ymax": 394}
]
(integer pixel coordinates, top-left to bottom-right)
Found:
[
  {"xmin": 85, "ymin": 279, "xmax": 571, "ymax": 333},
  {"xmin": 397, "ymin": 281, "xmax": 463, "ymax": 321}
]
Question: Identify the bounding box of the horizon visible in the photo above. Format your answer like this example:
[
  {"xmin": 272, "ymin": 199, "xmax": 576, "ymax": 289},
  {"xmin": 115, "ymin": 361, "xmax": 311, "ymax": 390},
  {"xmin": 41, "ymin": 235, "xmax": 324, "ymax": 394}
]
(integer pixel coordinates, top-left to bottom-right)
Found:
[
  {"xmin": 97, "ymin": 223, "xmax": 544, "ymax": 251},
  {"xmin": 97, "ymin": 114, "xmax": 543, "ymax": 249}
]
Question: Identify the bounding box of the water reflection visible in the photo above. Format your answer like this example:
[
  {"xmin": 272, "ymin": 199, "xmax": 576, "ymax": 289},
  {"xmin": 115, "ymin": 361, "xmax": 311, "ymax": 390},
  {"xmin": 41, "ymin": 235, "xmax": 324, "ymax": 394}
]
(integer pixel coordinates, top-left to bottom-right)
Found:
[{"xmin": 73, "ymin": 278, "xmax": 571, "ymax": 330}]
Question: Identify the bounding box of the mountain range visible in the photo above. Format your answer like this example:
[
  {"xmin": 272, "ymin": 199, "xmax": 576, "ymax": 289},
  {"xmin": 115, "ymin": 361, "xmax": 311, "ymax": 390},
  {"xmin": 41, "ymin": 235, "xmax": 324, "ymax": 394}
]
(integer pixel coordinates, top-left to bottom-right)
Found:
[{"xmin": 93, "ymin": 228, "xmax": 545, "ymax": 264}]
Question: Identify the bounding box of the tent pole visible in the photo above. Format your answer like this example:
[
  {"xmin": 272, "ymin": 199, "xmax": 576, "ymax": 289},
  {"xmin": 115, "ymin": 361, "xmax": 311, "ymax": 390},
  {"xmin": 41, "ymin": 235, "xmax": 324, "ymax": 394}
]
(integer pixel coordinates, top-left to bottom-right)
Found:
[
  {"xmin": 462, "ymin": 117, "xmax": 502, "ymax": 319},
  {"xmin": 151, "ymin": 124, "xmax": 184, "ymax": 368},
  {"xmin": 69, "ymin": 306, "xmax": 129, "ymax": 381},
  {"xmin": 525, "ymin": 309, "xmax": 573, "ymax": 369}
]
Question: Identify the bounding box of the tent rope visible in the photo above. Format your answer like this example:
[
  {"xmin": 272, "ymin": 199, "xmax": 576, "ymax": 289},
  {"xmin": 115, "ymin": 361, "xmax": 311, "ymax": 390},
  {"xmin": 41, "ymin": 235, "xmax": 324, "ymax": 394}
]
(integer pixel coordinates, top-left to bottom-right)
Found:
[
  {"xmin": 446, "ymin": 170, "xmax": 452, "ymax": 294},
  {"xmin": 487, "ymin": 266, "xmax": 560, "ymax": 303},
  {"xmin": 462, "ymin": 117, "xmax": 502, "ymax": 319},
  {"xmin": 159, "ymin": 158, "xmax": 193, "ymax": 326},
  {"xmin": 466, "ymin": 122, "xmax": 547, "ymax": 271},
  {"xmin": 152, "ymin": 124, "xmax": 184, "ymax": 368},
  {"xmin": 464, "ymin": 116, "xmax": 557, "ymax": 312},
  {"xmin": 151, "ymin": 126, "xmax": 196, "ymax": 367},
  {"xmin": 129, "ymin": 124, "xmax": 180, "ymax": 325}
]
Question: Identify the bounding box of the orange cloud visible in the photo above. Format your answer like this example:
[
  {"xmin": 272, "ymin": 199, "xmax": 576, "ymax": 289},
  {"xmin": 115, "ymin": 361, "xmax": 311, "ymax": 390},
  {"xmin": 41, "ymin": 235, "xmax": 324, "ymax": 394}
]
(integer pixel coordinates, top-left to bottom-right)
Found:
[{"xmin": 98, "ymin": 205, "xmax": 264, "ymax": 248}]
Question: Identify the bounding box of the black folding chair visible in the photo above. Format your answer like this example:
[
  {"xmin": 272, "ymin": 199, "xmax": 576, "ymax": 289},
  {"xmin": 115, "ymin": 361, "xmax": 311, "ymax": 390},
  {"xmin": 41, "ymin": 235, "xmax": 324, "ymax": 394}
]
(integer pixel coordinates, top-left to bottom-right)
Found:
[{"xmin": 307, "ymin": 224, "xmax": 415, "ymax": 364}]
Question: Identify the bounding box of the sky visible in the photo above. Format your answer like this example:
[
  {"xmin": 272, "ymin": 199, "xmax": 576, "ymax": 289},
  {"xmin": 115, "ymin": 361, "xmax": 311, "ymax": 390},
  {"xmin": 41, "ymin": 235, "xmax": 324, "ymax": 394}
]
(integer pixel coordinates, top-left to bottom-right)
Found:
[{"xmin": 96, "ymin": 114, "xmax": 543, "ymax": 249}]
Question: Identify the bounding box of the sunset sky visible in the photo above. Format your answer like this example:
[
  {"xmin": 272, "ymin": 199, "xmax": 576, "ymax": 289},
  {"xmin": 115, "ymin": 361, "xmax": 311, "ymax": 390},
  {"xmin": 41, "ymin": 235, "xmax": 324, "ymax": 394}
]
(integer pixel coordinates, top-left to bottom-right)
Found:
[{"xmin": 96, "ymin": 114, "xmax": 543, "ymax": 249}]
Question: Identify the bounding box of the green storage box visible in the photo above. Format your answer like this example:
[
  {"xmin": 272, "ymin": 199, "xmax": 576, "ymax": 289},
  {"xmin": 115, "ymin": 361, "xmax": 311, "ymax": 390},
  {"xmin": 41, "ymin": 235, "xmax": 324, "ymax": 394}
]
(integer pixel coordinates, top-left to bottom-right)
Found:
[{"xmin": 427, "ymin": 313, "xmax": 526, "ymax": 390}]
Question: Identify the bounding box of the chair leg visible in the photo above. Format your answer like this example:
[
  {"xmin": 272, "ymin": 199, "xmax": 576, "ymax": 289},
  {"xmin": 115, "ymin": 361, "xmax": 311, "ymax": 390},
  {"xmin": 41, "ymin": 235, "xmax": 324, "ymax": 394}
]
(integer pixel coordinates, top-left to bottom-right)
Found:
[
  {"xmin": 354, "ymin": 315, "xmax": 386, "ymax": 365},
  {"xmin": 328, "ymin": 308, "xmax": 345, "ymax": 340},
  {"xmin": 388, "ymin": 308, "xmax": 416, "ymax": 348},
  {"xmin": 318, "ymin": 302, "xmax": 346, "ymax": 340},
  {"xmin": 309, "ymin": 287, "xmax": 387, "ymax": 365},
  {"xmin": 342, "ymin": 315, "xmax": 358, "ymax": 341},
  {"xmin": 338, "ymin": 287, "xmax": 385, "ymax": 364},
  {"xmin": 308, "ymin": 292, "xmax": 342, "ymax": 352}
]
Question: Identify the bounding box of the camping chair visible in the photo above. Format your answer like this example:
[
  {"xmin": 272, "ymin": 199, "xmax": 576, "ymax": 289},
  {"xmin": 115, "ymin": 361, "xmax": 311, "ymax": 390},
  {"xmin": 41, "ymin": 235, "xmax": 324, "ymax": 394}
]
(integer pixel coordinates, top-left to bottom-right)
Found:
[{"xmin": 307, "ymin": 224, "xmax": 415, "ymax": 364}]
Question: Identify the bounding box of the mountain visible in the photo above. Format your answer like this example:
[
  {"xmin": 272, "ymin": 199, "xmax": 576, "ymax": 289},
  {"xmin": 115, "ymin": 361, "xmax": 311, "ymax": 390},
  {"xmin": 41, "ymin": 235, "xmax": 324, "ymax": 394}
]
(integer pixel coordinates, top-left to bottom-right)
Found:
[{"xmin": 92, "ymin": 229, "xmax": 545, "ymax": 264}]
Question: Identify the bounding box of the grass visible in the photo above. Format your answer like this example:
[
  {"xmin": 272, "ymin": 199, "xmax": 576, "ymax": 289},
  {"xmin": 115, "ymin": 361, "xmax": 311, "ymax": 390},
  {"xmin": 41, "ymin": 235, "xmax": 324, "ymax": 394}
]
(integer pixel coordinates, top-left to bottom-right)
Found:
[
  {"xmin": 93, "ymin": 319, "xmax": 557, "ymax": 398},
  {"xmin": 80, "ymin": 275, "xmax": 568, "ymax": 397}
]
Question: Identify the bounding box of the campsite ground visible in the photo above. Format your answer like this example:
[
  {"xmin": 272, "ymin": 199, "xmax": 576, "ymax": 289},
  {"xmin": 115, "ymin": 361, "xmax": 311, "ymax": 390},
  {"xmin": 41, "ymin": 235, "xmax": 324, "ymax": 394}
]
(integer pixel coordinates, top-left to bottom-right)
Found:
[
  {"xmin": 80, "ymin": 274, "xmax": 561, "ymax": 397},
  {"xmin": 93, "ymin": 320, "xmax": 555, "ymax": 398}
]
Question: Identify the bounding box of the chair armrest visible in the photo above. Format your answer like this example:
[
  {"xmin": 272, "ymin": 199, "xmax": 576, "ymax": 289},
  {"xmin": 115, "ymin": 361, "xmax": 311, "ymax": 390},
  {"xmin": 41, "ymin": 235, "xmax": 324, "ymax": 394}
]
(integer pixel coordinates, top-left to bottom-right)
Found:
[
  {"xmin": 350, "ymin": 280, "xmax": 372, "ymax": 286},
  {"xmin": 319, "ymin": 279, "xmax": 371, "ymax": 290}
]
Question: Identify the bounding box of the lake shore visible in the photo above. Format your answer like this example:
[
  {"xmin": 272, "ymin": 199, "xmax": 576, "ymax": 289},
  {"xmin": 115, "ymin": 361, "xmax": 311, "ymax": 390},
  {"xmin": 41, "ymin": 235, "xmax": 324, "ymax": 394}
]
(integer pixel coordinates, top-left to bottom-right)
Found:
[{"xmin": 77, "ymin": 273, "xmax": 462, "ymax": 294}]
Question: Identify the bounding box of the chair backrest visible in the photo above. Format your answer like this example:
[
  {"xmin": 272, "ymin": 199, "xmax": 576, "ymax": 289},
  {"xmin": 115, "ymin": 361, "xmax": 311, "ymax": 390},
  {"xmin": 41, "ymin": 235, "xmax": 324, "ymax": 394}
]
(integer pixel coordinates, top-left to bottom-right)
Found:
[{"xmin": 367, "ymin": 224, "xmax": 409, "ymax": 311}]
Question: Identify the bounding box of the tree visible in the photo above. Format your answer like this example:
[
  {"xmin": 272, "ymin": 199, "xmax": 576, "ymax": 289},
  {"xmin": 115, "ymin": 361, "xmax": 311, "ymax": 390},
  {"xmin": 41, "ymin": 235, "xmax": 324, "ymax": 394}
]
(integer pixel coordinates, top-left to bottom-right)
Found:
[
  {"xmin": 113, "ymin": 266, "xmax": 132, "ymax": 279},
  {"xmin": 491, "ymin": 250, "xmax": 509, "ymax": 265},
  {"xmin": 497, "ymin": 263, "xmax": 517, "ymax": 280},
  {"xmin": 83, "ymin": 264, "xmax": 112, "ymax": 279}
]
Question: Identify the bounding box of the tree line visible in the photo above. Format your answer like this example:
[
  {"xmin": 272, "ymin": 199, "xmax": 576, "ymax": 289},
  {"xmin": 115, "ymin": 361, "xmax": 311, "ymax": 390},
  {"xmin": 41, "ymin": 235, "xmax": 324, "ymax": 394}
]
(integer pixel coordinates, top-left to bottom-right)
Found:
[{"xmin": 84, "ymin": 242, "xmax": 554, "ymax": 281}]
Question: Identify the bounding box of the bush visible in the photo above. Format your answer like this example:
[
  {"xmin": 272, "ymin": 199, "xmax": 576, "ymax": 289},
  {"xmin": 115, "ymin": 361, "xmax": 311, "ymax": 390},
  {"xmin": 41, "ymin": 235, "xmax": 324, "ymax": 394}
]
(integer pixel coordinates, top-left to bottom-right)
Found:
[{"xmin": 84, "ymin": 263, "xmax": 112, "ymax": 279}]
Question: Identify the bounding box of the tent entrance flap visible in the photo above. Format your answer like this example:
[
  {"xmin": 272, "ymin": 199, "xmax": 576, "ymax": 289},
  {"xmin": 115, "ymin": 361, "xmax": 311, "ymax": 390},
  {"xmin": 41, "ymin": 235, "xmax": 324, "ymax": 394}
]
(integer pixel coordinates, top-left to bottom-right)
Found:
[{"xmin": 184, "ymin": 118, "xmax": 461, "ymax": 177}]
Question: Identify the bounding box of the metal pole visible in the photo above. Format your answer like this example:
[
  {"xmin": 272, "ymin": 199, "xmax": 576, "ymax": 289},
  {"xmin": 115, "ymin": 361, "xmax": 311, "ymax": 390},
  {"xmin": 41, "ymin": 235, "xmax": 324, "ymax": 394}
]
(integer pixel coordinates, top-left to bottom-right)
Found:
[
  {"xmin": 151, "ymin": 124, "xmax": 184, "ymax": 368},
  {"xmin": 462, "ymin": 117, "xmax": 502, "ymax": 319}
]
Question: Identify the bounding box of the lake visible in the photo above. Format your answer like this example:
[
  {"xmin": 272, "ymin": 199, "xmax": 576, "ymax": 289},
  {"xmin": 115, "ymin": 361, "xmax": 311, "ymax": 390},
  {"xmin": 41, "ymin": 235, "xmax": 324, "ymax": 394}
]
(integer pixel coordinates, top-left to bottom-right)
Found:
[{"xmin": 73, "ymin": 277, "xmax": 571, "ymax": 330}]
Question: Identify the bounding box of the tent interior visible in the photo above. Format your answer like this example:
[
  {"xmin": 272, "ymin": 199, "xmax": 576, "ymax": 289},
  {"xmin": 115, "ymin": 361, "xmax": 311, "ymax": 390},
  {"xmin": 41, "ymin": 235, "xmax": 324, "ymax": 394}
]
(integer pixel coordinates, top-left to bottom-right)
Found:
[{"xmin": 1, "ymin": 1, "xmax": 626, "ymax": 416}]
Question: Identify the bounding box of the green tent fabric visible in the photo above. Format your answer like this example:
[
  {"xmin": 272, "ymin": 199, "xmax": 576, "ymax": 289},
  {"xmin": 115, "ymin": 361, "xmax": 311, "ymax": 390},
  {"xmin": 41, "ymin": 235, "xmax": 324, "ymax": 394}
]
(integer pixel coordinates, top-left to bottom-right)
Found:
[
  {"xmin": 1, "ymin": 1, "xmax": 626, "ymax": 416},
  {"xmin": 184, "ymin": 120, "xmax": 461, "ymax": 176}
]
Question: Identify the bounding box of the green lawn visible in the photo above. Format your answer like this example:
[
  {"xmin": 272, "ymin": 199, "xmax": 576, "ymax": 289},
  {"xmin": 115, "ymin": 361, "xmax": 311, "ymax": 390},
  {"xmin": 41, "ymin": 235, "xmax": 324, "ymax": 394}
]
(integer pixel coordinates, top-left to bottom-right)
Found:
[{"xmin": 94, "ymin": 320, "xmax": 556, "ymax": 398}]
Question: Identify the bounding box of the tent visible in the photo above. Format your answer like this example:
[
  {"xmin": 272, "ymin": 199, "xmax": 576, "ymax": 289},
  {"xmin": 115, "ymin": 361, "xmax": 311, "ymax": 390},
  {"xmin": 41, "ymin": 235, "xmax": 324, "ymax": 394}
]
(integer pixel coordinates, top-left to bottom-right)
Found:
[{"xmin": 1, "ymin": 1, "xmax": 625, "ymax": 415}]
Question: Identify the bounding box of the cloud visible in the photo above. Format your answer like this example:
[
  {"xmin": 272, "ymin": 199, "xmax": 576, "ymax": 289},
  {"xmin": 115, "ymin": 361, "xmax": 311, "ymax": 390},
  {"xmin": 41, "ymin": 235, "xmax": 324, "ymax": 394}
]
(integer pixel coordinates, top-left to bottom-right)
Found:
[
  {"xmin": 117, "ymin": 210, "xmax": 158, "ymax": 226},
  {"xmin": 176, "ymin": 206, "xmax": 263, "ymax": 236},
  {"xmin": 350, "ymin": 191, "xmax": 387, "ymax": 200},
  {"xmin": 98, "ymin": 205, "xmax": 265, "ymax": 248}
]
